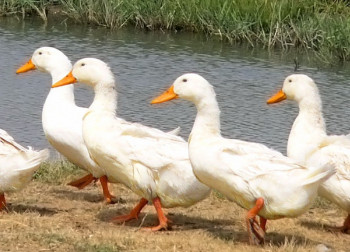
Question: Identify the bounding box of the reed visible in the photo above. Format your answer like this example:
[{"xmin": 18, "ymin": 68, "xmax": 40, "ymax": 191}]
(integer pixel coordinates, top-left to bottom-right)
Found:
[
  {"xmin": 0, "ymin": 0, "xmax": 49, "ymax": 20},
  {"xmin": 2, "ymin": 0, "xmax": 350, "ymax": 62}
]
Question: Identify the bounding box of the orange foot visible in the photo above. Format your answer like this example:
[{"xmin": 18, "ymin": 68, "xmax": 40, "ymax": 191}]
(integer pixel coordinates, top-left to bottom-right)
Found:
[
  {"xmin": 112, "ymin": 198, "xmax": 148, "ymax": 223},
  {"xmin": 99, "ymin": 175, "xmax": 117, "ymax": 204},
  {"xmin": 141, "ymin": 197, "xmax": 172, "ymax": 231},
  {"xmin": 67, "ymin": 174, "xmax": 97, "ymax": 189},
  {"xmin": 142, "ymin": 219, "xmax": 172, "ymax": 231},
  {"xmin": 246, "ymin": 198, "xmax": 265, "ymax": 245},
  {"xmin": 260, "ymin": 216, "xmax": 267, "ymax": 232}
]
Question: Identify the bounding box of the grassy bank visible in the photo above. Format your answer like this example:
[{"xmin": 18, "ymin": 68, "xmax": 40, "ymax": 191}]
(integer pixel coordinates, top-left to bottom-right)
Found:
[
  {"xmin": 34, "ymin": 160, "xmax": 84, "ymax": 184},
  {"xmin": 2, "ymin": 0, "xmax": 350, "ymax": 62},
  {"xmin": 1, "ymin": 161, "xmax": 347, "ymax": 251}
]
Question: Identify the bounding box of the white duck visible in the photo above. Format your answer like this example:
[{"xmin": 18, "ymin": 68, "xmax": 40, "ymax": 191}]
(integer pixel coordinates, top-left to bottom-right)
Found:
[
  {"xmin": 151, "ymin": 73, "xmax": 334, "ymax": 245},
  {"xmin": 267, "ymin": 74, "xmax": 350, "ymax": 233},
  {"xmin": 0, "ymin": 129, "xmax": 49, "ymax": 209},
  {"xmin": 52, "ymin": 58, "xmax": 211, "ymax": 231},
  {"xmin": 16, "ymin": 47, "xmax": 115, "ymax": 203}
]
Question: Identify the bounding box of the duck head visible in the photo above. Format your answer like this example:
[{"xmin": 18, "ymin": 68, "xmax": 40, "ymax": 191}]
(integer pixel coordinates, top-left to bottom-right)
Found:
[
  {"xmin": 151, "ymin": 73, "xmax": 215, "ymax": 105},
  {"xmin": 267, "ymin": 74, "xmax": 318, "ymax": 104},
  {"xmin": 16, "ymin": 47, "xmax": 71, "ymax": 74},
  {"xmin": 52, "ymin": 58, "xmax": 114, "ymax": 88}
]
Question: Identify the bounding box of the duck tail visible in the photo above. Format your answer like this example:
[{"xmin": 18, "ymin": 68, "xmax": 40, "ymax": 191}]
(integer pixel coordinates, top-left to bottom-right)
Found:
[
  {"xmin": 17, "ymin": 149, "xmax": 50, "ymax": 172},
  {"xmin": 301, "ymin": 163, "xmax": 335, "ymax": 186},
  {"xmin": 0, "ymin": 149, "xmax": 49, "ymax": 192}
]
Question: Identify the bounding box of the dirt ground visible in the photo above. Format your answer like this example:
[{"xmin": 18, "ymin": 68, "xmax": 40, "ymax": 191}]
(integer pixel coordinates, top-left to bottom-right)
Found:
[{"xmin": 0, "ymin": 177, "xmax": 348, "ymax": 252}]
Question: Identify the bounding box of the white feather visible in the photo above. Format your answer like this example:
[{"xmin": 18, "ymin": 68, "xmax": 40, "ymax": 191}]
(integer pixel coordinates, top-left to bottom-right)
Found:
[
  {"xmin": 67, "ymin": 58, "xmax": 210, "ymax": 208},
  {"xmin": 0, "ymin": 129, "xmax": 49, "ymax": 192}
]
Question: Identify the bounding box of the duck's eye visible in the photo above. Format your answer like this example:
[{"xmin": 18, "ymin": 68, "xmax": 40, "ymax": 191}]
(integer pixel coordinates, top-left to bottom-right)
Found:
[
  {"xmin": 183, "ymin": 78, "xmax": 187, "ymax": 82},
  {"xmin": 38, "ymin": 52, "xmax": 42, "ymax": 55},
  {"xmin": 288, "ymin": 79, "xmax": 292, "ymax": 83},
  {"xmin": 81, "ymin": 63, "xmax": 85, "ymax": 67}
]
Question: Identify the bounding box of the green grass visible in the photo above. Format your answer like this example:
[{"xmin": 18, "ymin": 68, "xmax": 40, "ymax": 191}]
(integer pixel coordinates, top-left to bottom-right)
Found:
[
  {"xmin": 2, "ymin": 0, "xmax": 350, "ymax": 62},
  {"xmin": 0, "ymin": 0, "xmax": 49, "ymax": 20},
  {"xmin": 34, "ymin": 160, "xmax": 85, "ymax": 184}
]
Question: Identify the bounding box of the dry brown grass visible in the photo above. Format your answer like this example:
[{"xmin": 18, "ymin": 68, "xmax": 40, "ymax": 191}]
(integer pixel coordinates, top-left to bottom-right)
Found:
[{"xmin": 0, "ymin": 176, "xmax": 348, "ymax": 252}]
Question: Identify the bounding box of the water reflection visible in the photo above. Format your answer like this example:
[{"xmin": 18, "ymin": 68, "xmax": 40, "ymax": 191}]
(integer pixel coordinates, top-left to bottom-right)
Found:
[{"xmin": 1, "ymin": 16, "xmax": 350, "ymax": 158}]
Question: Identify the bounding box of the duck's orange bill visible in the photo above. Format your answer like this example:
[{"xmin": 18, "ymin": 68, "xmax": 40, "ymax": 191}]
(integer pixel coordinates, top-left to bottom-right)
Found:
[
  {"xmin": 52, "ymin": 72, "xmax": 77, "ymax": 88},
  {"xmin": 16, "ymin": 59, "xmax": 36, "ymax": 74},
  {"xmin": 151, "ymin": 85, "xmax": 179, "ymax": 104},
  {"xmin": 267, "ymin": 89, "xmax": 287, "ymax": 104}
]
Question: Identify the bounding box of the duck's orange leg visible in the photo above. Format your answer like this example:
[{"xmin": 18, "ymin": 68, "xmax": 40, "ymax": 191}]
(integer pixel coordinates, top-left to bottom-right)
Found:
[
  {"xmin": 143, "ymin": 197, "xmax": 171, "ymax": 231},
  {"xmin": 99, "ymin": 175, "xmax": 116, "ymax": 204},
  {"xmin": 67, "ymin": 174, "xmax": 97, "ymax": 189},
  {"xmin": 245, "ymin": 198, "xmax": 265, "ymax": 245},
  {"xmin": 0, "ymin": 193, "xmax": 6, "ymax": 211},
  {"xmin": 260, "ymin": 217, "xmax": 267, "ymax": 232},
  {"xmin": 112, "ymin": 198, "xmax": 148, "ymax": 223}
]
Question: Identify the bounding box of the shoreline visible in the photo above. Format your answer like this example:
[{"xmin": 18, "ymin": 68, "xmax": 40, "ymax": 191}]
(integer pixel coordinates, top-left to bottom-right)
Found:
[{"xmin": 1, "ymin": 1, "xmax": 350, "ymax": 63}]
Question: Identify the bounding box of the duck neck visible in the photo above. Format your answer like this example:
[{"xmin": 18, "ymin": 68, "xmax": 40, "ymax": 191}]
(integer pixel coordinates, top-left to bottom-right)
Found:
[
  {"xmin": 90, "ymin": 80, "xmax": 117, "ymax": 115},
  {"xmin": 296, "ymin": 94, "xmax": 326, "ymax": 133},
  {"xmin": 287, "ymin": 94, "xmax": 327, "ymax": 162},
  {"xmin": 190, "ymin": 92, "xmax": 221, "ymax": 140},
  {"xmin": 47, "ymin": 65, "xmax": 75, "ymax": 104}
]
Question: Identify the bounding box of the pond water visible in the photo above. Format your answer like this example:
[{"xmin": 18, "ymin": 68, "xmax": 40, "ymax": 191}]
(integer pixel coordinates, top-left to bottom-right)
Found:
[{"xmin": 1, "ymin": 16, "xmax": 350, "ymax": 158}]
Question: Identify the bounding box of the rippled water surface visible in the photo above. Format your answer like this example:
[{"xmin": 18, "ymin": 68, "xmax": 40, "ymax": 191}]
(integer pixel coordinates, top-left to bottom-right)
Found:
[{"xmin": 1, "ymin": 17, "xmax": 350, "ymax": 157}]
